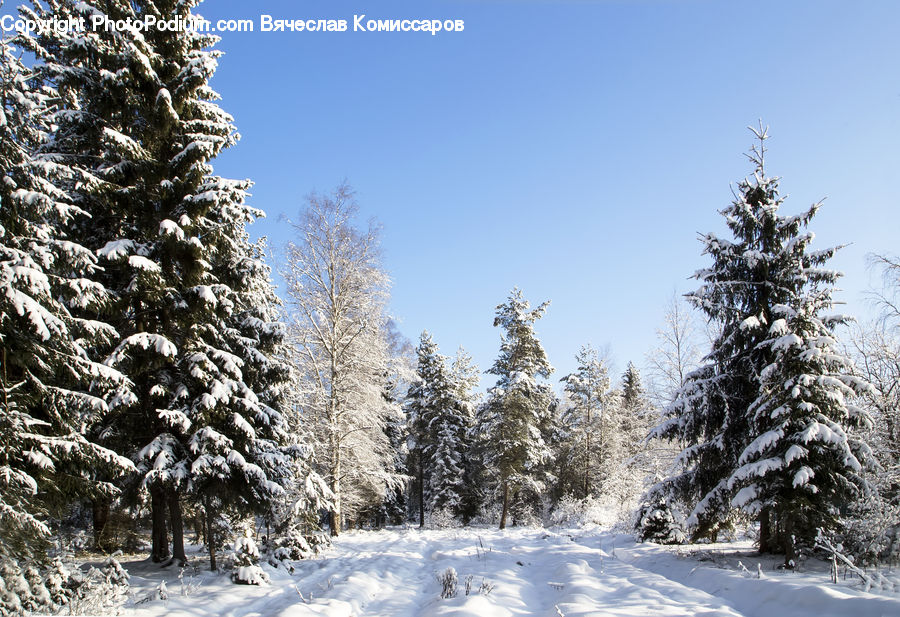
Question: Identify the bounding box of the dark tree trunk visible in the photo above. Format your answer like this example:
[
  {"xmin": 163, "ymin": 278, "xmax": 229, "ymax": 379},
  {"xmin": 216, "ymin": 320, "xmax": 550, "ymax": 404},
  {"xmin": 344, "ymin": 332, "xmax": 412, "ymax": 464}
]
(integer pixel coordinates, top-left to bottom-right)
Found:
[
  {"xmin": 150, "ymin": 485, "xmax": 169, "ymax": 563},
  {"xmin": 92, "ymin": 498, "xmax": 110, "ymax": 551},
  {"xmin": 499, "ymin": 481, "xmax": 510, "ymax": 530},
  {"xmin": 168, "ymin": 489, "xmax": 186, "ymax": 566},
  {"xmin": 418, "ymin": 452, "xmax": 425, "ymax": 529},
  {"xmin": 193, "ymin": 510, "xmax": 205, "ymax": 545},
  {"xmin": 759, "ymin": 506, "xmax": 772, "ymax": 554},
  {"xmin": 205, "ymin": 497, "xmax": 217, "ymax": 571}
]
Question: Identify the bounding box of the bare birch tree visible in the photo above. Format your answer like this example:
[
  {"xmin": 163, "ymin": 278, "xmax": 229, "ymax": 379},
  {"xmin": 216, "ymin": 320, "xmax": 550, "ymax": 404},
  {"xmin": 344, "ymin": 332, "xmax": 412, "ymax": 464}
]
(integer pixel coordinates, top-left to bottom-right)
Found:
[
  {"xmin": 645, "ymin": 292, "xmax": 705, "ymax": 407},
  {"xmin": 283, "ymin": 185, "xmax": 398, "ymax": 535}
]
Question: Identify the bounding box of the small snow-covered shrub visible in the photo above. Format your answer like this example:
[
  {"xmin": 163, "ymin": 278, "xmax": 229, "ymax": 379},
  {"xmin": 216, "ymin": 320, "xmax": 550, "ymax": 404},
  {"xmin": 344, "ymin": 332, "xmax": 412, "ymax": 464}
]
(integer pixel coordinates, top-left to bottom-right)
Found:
[
  {"xmin": 550, "ymin": 495, "xmax": 620, "ymax": 528},
  {"xmin": 428, "ymin": 507, "xmax": 460, "ymax": 529},
  {"xmin": 66, "ymin": 556, "xmax": 131, "ymax": 615},
  {"xmin": 0, "ymin": 561, "xmax": 30, "ymax": 616},
  {"xmin": 46, "ymin": 557, "xmax": 72, "ymax": 607},
  {"xmin": 232, "ymin": 530, "xmax": 269, "ymax": 585},
  {"xmin": 438, "ymin": 567, "xmax": 458, "ymax": 599},
  {"xmin": 838, "ymin": 493, "xmax": 900, "ymax": 567},
  {"xmin": 268, "ymin": 522, "xmax": 330, "ymax": 571},
  {"xmin": 636, "ymin": 499, "xmax": 686, "ymax": 545}
]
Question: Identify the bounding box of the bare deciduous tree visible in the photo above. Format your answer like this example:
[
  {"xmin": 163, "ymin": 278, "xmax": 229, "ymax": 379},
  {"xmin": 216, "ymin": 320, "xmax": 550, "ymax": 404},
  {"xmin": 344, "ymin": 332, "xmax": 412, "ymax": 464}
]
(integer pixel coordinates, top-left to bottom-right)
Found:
[{"xmin": 283, "ymin": 185, "xmax": 399, "ymax": 535}]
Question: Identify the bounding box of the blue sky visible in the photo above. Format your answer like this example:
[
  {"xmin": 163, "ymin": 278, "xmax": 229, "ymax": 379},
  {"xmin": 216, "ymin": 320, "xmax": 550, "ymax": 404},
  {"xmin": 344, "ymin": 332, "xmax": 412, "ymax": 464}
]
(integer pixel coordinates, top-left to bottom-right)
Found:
[{"xmin": 195, "ymin": 0, "xmax": 899, "ymax": 388}]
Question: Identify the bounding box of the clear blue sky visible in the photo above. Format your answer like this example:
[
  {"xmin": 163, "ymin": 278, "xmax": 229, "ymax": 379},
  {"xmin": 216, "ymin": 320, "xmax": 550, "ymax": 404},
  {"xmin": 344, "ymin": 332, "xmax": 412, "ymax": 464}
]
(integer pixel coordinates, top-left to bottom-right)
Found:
[{"xmin": 195, "ymin": 0, "xmax": 898, "ymax": 388}]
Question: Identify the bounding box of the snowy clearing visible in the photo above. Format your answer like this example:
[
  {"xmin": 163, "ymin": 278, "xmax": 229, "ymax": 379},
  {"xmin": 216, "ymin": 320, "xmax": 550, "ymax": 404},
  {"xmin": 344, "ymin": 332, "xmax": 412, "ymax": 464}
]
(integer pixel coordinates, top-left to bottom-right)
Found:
[{"xmin": 120, "ymin": 527, "xmax": 900, "ymax": 617}]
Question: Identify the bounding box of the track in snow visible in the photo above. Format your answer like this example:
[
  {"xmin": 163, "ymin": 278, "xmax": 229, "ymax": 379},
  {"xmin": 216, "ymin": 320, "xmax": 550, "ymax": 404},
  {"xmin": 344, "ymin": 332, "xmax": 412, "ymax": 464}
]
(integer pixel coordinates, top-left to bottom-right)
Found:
[{"xmin": 127, "ymin": 527, "xmax": 900, "ymax": 617}]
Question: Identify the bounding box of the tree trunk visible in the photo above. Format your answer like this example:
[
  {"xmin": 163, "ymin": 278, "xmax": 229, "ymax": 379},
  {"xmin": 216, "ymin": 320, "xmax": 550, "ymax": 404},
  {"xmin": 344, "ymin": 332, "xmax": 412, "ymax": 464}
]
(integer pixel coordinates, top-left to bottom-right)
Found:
[
  {"xmin": 499, "ymin": 481, "xmax": 509, "ymax": 530},
  {"xmin": 168, "ymin": 489, "xmax": 186, "ymax": 566},
  {"xmin": 328, "ymin": 400, "xmax": 342, "ymax": 537},
  {"xmin": 758, "ymin": 506, "xmax": 772, "ymax": 554},
  {"xmin": 150, "ymin": 485, "xmax": 169, "ymax": 563},
  {"xmin": 205, "ymin": 497, "xmax": 217, "ymax": 571},
  {"xmin": 584, "ymin": 407, "xmax": 592, "ymax": 499},
  {"xmin": 92, "ymin": 498, "xmax": 110, "ymax": 551},
  {"xmin": 418, "ymin": 451, "xmax": 425, "ymax": 528}
]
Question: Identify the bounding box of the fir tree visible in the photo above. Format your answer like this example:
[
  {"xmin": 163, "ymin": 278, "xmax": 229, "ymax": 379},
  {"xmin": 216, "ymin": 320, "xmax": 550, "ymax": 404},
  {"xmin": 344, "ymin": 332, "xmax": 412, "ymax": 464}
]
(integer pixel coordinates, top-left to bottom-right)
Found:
[
  {"xmin": 481, "ymin": 288, "xmax": 555, "ymax": 529},
  {"xmin": 406, "ymin": 331, "xmax": 442, "ymax": 526},
  {"xmin": 449, "ymin": 347, "xmax": 482, "ymax": 523},
  {"xmin": 406, "ymin": 333, "xmax": 474, "ymax": 523},
  {"xmin": 0, "ymin": 28, "xmax": 130, "ymax": 610},
  {"xmin": 728, "ymin": 278, "xmax": 873, "ymax": 565},
  {"xmin": 27, "ymin": 0, "xmax": 298, "ymax": 566},
  {"xmin": 649, "ymin": 125, "xmax": 871, "ymax": 550},
  {"xmin": 559, "ymin": 345, "xmax": 610, "ymax": 499}
]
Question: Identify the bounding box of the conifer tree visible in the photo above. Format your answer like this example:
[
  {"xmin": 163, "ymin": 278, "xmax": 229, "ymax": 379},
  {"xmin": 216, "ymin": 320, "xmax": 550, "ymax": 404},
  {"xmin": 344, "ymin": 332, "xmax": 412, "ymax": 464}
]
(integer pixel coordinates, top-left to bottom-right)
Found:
[
  {"xmin": 620, "ymin": 362, "xmax": 653, "ymax": 458},
  {"xmin": 449, "ymin": 348, "xmax": 482, "ymax": 523},
  {"xmin": 26, "ymin": 0, "xmax": 300, "ymax": 565},
  {"xmin": 648, "ymin": 125, "xmax": 871, "ymax": 550},
  {"xmin": 482, "ymin": 288, "xmax": 554, "ymax": 529},
  {"xmin": 727, "ymin": 268, "xmax": 873, "ymax": 565},
  {"xmin": 406, "ymin": 333, "xmax": 474, "ymax": 523},
  {"xmin": 559, "ymin": 345, "xmax": 610, "ymax": 498},
  {"xmin": 0, "ymin": 29, "xmax": 132, "ymax": 609}
]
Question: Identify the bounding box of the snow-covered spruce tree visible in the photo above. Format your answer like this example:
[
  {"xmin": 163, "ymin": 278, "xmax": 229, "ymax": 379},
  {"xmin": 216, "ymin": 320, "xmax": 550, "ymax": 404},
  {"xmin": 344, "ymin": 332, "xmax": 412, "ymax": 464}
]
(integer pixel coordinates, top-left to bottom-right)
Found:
[
  {"xmin": 728, "ymin": 293, "xmax": 873, "ymax": 566},
  {"xmin": 620, "ymin": 362, "xmax": 654, "ymax": 458},
  {"xmin": 448, "ymin": 347, "xmax": 482, "ymax": 523},
  {"xmin": 27, "ymin": 0, "xmax": 296, "ymax": 565},
  {"xmin": 231, "ymin": 529, "xmax": 269, "ymax": 586},
  {"xmin": 368, "ymin": 322, "xmax": 414, "ymax": 528},
  {"xmin": 0, "ymin": 31, "xmax": 131, "ymax": 612},
  {"xmin": 172, "ymin": 236, "xmax": 304, "ymax": 571},
  {"xmin": 283, "ymin": 185, "xmax": 401, "ymax": 536},
  {"xmin": 558, "ymin": 345, "xmax": 610, "ymax": 499},
  {"xmin": 405, "ymin": 331, "xmax": 473, "ymax": 524},
  {"xmin": 372, "ymin": 371, "xmax": 409, "ymax": 527},
  {"xmin": 425, "ymin": 348, "xmax": 473, "ymax": 522},
  {"xmin": 648, "ymin": 125, "xmax": 870, "ymax": 549},
  {"xmin": 481, "ymin": 288, "xmax": 555, "ymax": 529},
  {"xmin": 405, "ymin": 331, "xmax": 442, "ymax": 527}
]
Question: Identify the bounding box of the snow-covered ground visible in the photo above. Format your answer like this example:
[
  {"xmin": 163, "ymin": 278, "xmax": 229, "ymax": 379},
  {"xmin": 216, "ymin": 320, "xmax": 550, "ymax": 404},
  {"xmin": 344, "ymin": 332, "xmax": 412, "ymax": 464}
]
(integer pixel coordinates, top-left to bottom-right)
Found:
[{"xmin": 119, "ymin": 527, "xmax": 900, "ymax": 617}]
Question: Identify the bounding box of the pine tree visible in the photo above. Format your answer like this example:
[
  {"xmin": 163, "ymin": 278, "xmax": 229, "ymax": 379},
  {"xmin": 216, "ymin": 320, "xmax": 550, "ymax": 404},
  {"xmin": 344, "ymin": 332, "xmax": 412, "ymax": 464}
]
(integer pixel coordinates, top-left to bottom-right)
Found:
[
  {"xmin": 0, "ymin": 28, "xmax": 130, "ymax": 610},
  {"xmin": 649, "ymin": 125, "xmax": 870, "ymax": 549},
  {"xmin": 728, "ymin": 274, "xmax": 873, "ymax": 566},
  {"xmin": 27, "ymin": 0, "xmax": 297, "ymax": 566},
  {"xmin": 481, "ymin": 288, "xmax": 555, "ymax": 529},
  {"xmin": 559, "ymin": 345, "xmax": 610, "ymax": 499},
  {"xmin": 406, "ymin": 332, "xmax": 474, "ymax": 523}
]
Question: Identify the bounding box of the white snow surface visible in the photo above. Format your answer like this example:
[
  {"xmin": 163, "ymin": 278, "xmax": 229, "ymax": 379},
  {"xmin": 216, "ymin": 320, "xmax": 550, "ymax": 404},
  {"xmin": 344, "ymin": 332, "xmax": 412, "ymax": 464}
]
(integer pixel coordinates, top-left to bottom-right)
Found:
[{"xmin": 119, "ymin": 527, "xmax": 900, "ymax": 617}]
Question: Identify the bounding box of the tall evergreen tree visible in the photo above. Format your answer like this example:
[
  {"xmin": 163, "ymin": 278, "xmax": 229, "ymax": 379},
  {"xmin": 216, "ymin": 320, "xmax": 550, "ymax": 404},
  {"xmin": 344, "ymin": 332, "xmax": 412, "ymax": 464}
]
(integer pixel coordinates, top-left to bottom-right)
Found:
[
  {"xmin": 620, "ymin": 362, "xmax": 653, "ymax": 458},
  {"xmin": 405, "ymin": 333, "xmax": 473, "ymax": 523},
  {"xmin": 481, "ymin": 288, "xmax": 554, "ymax": 529},
  {"xmin": 405, "ymin": 332, "xmax": 438, "ymax": 527},
  {"xmin": 26, "ymin": 0, "xmax": 298, "ymax": 565},
  {"xmin": 648, "ymin": 125, "xmax": 871, "ymax": 551},
  {"xmin": 559, "ymin": 345, "xmax": 610, "ymax": 499},
  {"xmin": 727, "ymin": 263, "xmax": 873, "ymax": 566},
  {"xmin": 0, "ymin": 30, "xmax": 131, "ymax": 610},
  {"xmin": 449, "ymin": 347, "xmax": 482, "ymax": 523}
]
